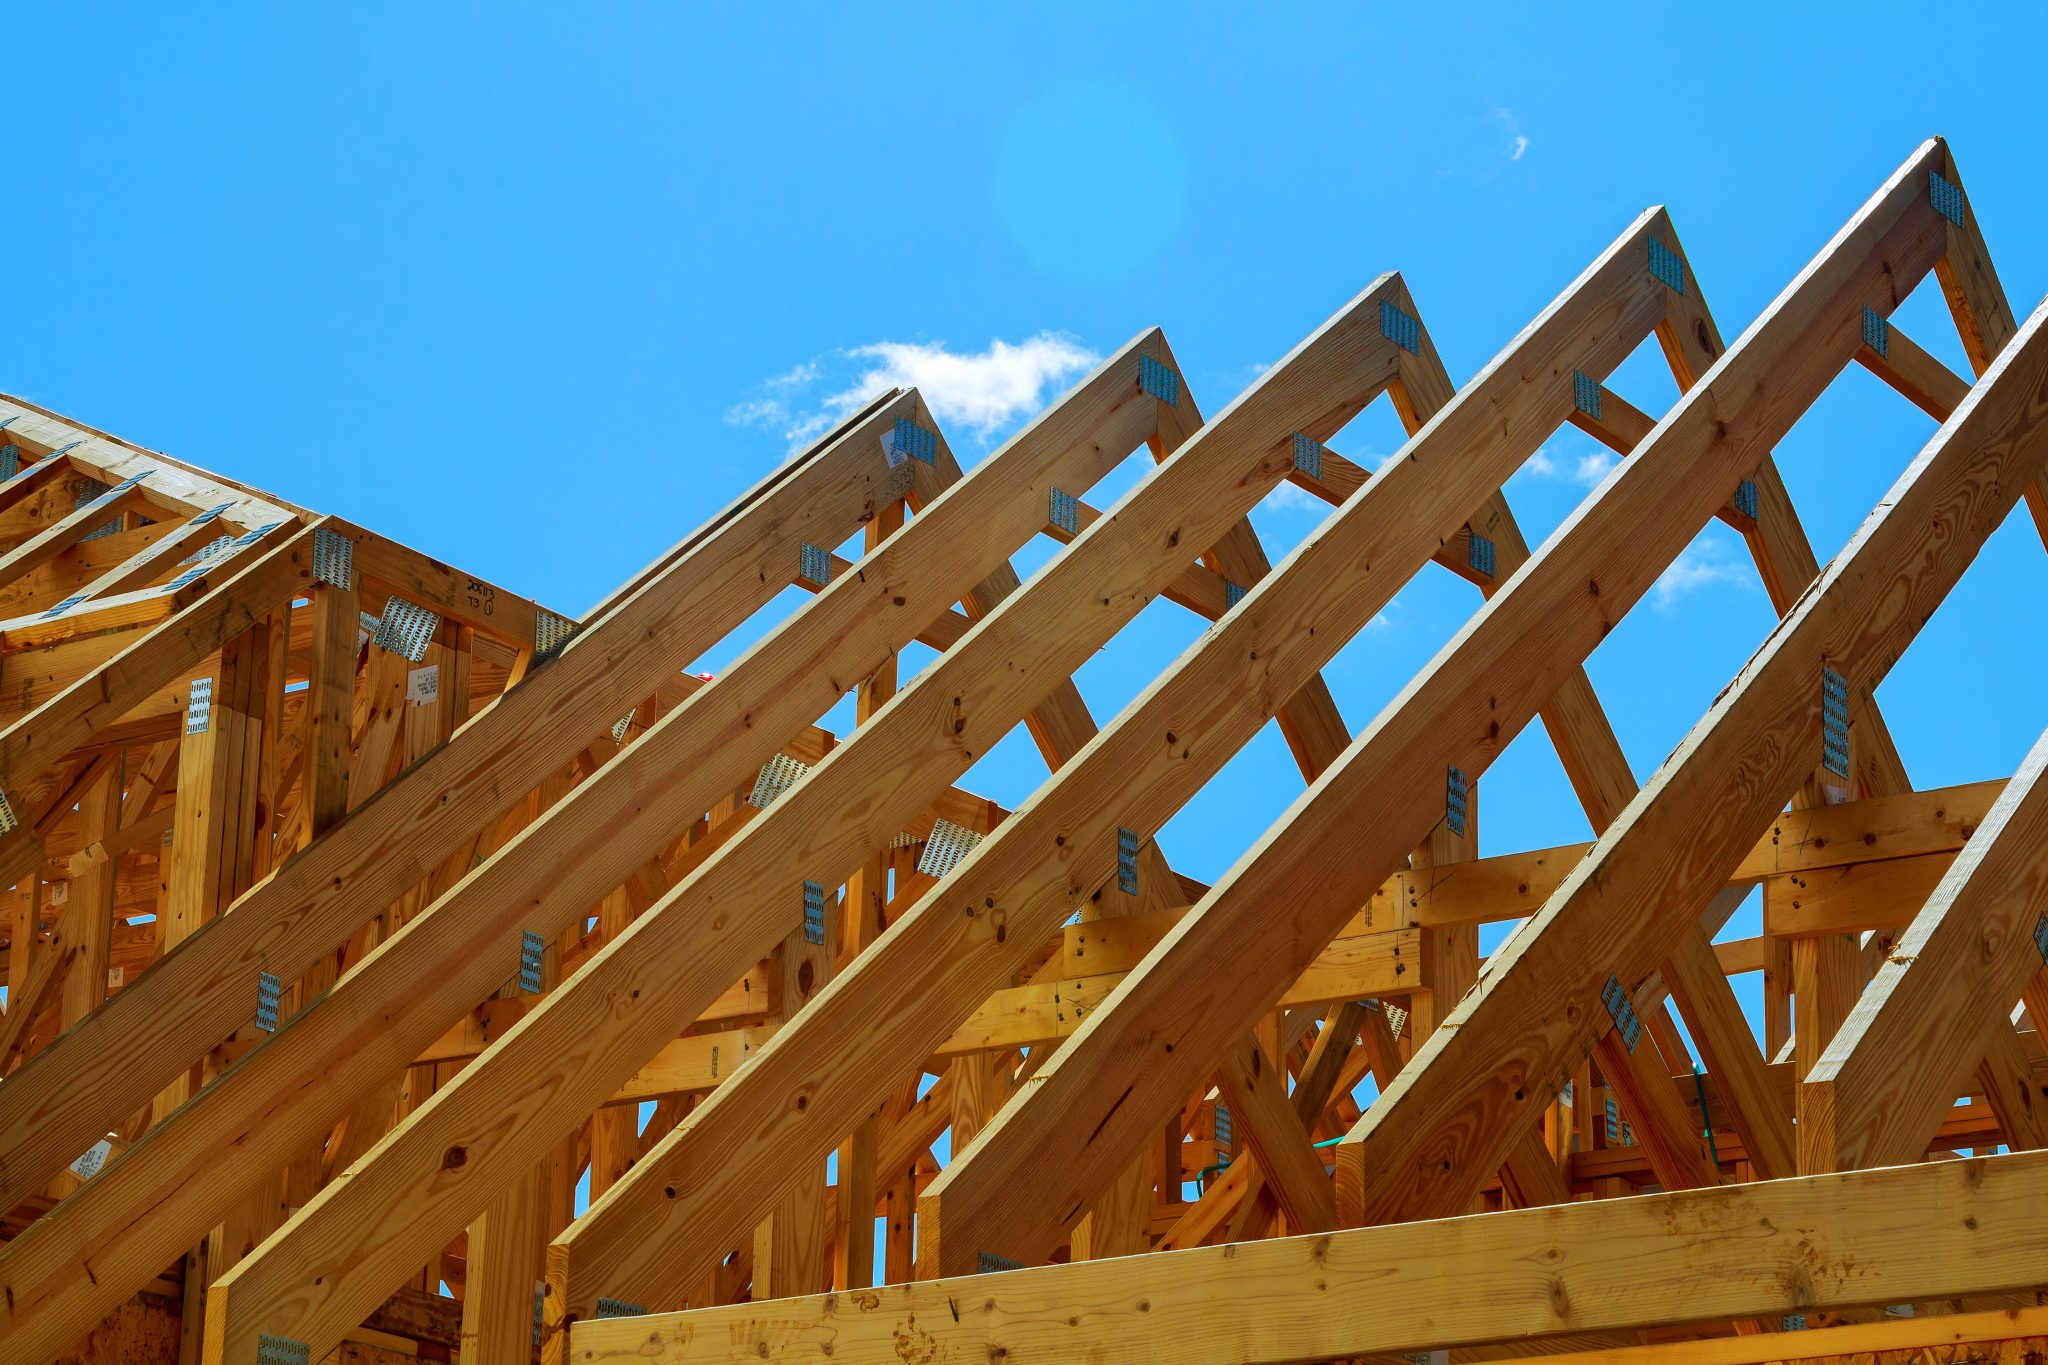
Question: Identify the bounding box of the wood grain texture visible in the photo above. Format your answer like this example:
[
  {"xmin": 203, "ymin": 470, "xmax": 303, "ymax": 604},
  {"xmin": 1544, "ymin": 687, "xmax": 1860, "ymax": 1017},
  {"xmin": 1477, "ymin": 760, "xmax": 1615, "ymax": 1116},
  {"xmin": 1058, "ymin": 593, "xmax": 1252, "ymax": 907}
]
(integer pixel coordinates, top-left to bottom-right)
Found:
[{"xmin": 570, "ymin": 1150, "xmax": 2048, "ymax": 1365}]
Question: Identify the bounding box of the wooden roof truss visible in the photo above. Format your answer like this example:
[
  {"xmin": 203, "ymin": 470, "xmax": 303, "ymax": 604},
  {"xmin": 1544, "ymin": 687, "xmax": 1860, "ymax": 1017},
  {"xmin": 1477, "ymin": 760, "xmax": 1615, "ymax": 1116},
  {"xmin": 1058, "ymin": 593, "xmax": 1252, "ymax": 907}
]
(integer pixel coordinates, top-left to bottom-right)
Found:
[{"xmin": 1, "ymin": 136, "xmax": 2046, "ymax": 1365}]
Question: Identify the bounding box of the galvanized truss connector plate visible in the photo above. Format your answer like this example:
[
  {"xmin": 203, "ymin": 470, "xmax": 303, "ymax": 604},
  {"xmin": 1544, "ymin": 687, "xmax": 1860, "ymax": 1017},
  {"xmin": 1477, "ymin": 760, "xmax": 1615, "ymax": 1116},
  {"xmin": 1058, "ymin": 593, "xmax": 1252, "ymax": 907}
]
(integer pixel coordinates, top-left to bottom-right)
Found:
[
  {"xmin": 374, "ymin": 596, "xmax": 443, "ymax": 663},
  {"xmin": 1466, "ymin": 533, "xmax": 1496, "ymax": 579},
  {"xmin": 1929, "ymin": 171, "xmax": 1965, "ymax": 226},
  {"xmin": 1821, "ymin": 666, "xmax": 1851, "ymax": 779},
  {"xmin": 801, "ymin": 879, "xmax": 828, "ymax": 945},
  {"xmin": 186, "ymin": 677, "xmax": 215, "ymax": 736},
  {"xmin": 534, "ymin": 608, "xmax": 578, "ymax": 663},
  {"xmin": 1572, "ymin": 370, "xmax": 1601, "ymax": 420},
  {"xmin": 1600, "ymin": 973, "xmax": 1641, "ymax": 1052},
  {"xmin": 1445, "ymin": 765, "xmax": 1469, "ymax": 838},
  {"xmin": 1291, "ymin": 431, "xmax": 1326, "ymax": 482},
  {"xmin": 1138, "ymin": 353, "xmax": 1180, "ymax": 406},
  {"xmin": 162, "ymin": 521, "xmax": 284, "ymax": 593},
  {"xmin": 748, "ymin": 752, "xmax": 810, "ymax": 809},
  {"xmin": 1733, "ymin": 478, "xmax": 1759, "ymax": 519},
  {"xmin": 311, "ymin": 525, "xmax": 356, "ymax": 588},
  {"xmin": 1379, "ymin": 299, "xmax": 1420, "ymax": 353},
  {"xmin": 916, "ymin": 818, "xmax": 984, "ymax": 879},
  {"xmin": 1647, "ymin": 237, "xmax": 1685, "ymax": 294},
  {"xmin": 885, "ymin": 414, "xmax": 937, "ymax": 467},
  {"xmin": 254, "ymin": 970, "xmax": 284, "ymax": 1033},
  {"xmin": 518, "ymin": 929, "xmax": 545, "ymax": 993},
  {"xmin": 1049, "ymin": 486, "xmax": 1079, "ymax": 535},
  {"xmin": 798, "ymin": 541, "xmax": 832, "ymax": 587},
  {"xmin": 40, "ymin": 592, "xmax": 90, "ymax": 621},
  {"xmin": 256, "ymin": 1335, "xmax": 311, "ymax": 1365}
]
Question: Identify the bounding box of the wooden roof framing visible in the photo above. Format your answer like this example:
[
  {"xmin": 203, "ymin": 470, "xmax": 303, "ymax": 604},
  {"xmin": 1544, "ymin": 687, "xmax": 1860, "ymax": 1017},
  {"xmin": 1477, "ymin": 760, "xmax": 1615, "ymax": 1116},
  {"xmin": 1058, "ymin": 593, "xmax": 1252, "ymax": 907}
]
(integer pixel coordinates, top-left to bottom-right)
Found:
[{"xmin": 3, "ymin": 134, "xmax": 2048, "ymax": 1365}]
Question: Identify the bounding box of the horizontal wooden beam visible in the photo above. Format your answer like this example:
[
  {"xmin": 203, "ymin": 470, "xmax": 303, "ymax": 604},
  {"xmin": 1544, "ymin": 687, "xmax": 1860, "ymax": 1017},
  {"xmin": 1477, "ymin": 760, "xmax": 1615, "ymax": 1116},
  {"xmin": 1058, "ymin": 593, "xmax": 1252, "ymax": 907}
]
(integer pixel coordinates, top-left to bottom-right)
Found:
[
  {"xmin": 569, "ymin": 1149, "xmax": 2048, "ymax": 1365},
  {"xmin": 1763, "ymin": 846, "xmax": 1950, "ymax": 936},
  {"xmin": 1369, "ymin": 775, "xmax": 2004, "ymax": 932},
  {"xmin": 1512, "ymin": 1305, "xmax": 2048, "ymax": 1365},
  {"xmin": 337, "ymin": 518, "xmax": 554, "ymax": 651},
  {"xmin": 935, "ymin": 926, "xmax": 1424, "ymax": 1057}
]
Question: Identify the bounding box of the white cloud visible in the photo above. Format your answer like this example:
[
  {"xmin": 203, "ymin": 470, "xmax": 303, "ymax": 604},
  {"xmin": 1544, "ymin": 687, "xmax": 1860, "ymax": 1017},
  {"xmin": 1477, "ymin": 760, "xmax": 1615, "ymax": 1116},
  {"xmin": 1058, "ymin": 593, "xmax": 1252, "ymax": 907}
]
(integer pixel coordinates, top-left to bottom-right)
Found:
[
  {"xmin": 1518, "ymin": 442, "xmax": 1617, "ymax": 488},
  {"xmin": 1494, "ymin": 107, "xmax": 1530, "ymax": 162},
  {"xmin": 724, "ymin": 397, "xmax": 789, "ymax": 430},
  {"xmin": 1228, "ymin": 359, "xmax": 1272, "ymax": 389},
  {"xmin": 1264, "ymin": 481, "xmax": 1327, "ymax": 515},
  {"xmin": 1570, "ymin": 450, "xmax": 1617, "ymax": 484},
  {"xmin": 1651, "ymin": 538, "xmax": 1755, "ymax": 611},
  {"xmin": 763, "ymin": 361, "xmax": 819, "ymax": 390},
  {"xmin": 726, "ymin": 333, "xmax": 1101, "ymax": 452}
]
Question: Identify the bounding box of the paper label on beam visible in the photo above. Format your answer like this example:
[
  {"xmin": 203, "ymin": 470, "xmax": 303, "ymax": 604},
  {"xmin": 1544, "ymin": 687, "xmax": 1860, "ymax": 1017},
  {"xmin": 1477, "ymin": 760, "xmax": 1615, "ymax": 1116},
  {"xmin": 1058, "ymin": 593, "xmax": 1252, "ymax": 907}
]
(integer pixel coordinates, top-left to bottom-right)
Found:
[
  {"xmin": 406, "ymin": 664, "xmax": 440, "ymax": 706},
  {"xmin": 69, "ymin": 1138, "xmax": 112, "ymax": 1180}
]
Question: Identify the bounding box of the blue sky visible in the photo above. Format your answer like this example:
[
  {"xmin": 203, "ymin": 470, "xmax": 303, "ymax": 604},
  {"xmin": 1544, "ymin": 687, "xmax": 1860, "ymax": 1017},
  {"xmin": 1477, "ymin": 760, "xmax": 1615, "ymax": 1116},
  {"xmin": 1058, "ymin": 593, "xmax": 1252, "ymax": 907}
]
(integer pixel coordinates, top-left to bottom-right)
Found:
[{"xmin": 11, "ymin": 5, "xmax": 2048, "ymax": 1032}]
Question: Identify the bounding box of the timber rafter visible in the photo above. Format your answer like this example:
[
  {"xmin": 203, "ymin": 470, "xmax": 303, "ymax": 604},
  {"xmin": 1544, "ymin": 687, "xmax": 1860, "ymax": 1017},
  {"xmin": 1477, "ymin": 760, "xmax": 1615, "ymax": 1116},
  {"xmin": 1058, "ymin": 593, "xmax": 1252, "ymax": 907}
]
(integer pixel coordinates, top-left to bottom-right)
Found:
[{"xmin": 4, "ymin": 135, "xmax": 2048, "ymax": 1365}]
